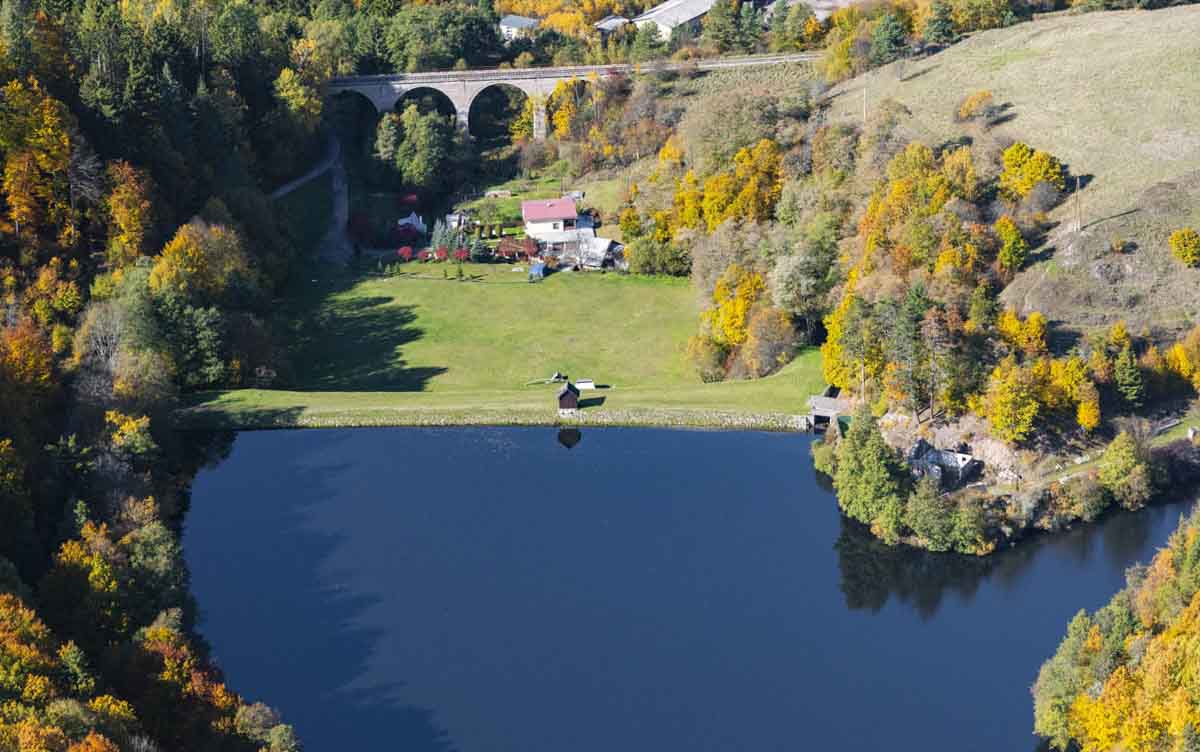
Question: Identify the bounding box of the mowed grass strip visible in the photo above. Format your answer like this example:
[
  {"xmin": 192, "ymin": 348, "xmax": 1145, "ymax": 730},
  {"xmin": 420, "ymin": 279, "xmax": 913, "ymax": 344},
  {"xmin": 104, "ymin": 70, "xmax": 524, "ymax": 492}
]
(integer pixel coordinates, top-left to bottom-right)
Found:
[{"xmin": 183, "ymin": 263, "xmax": 825, "ymax": 428}]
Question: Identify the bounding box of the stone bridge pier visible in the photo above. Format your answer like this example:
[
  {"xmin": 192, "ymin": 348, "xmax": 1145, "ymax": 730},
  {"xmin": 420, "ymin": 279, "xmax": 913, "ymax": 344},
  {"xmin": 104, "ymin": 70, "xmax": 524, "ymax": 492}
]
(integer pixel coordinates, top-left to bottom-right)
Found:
[{"xmin": 330, "ymin": 76, "xmax": 560, "ymax": 140}]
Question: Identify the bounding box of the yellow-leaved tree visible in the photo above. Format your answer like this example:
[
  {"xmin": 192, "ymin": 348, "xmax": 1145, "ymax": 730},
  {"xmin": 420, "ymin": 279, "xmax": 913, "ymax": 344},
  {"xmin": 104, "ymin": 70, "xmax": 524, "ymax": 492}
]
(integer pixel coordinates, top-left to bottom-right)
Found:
[
  {"xmin": 704, "ymin": 264, "xmax": 765, "ymax": 348},
  {"xmin": 984, "ymin": 357, "xmax": 1040, "ymax": 443},
  {"xmin": 104, "ymin": 161, "xmax": 154, "ymax": 269},
  {"xmin": 149, "ymin": 220, "xmax": 252, "ymax": 301}
]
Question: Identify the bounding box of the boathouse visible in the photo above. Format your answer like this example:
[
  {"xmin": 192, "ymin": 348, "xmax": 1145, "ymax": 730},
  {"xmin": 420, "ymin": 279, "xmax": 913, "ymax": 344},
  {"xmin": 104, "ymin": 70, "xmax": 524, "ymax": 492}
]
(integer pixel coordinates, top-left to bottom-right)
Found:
[{"xmin": 558, "ymin": 382, "xmax": 580, "ymax": 417}]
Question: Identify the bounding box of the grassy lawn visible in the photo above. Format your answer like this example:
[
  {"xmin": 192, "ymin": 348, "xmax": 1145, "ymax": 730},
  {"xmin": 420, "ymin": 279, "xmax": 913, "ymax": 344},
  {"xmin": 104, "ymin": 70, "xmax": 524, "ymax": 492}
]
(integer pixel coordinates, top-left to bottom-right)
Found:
[{"xmin": 182, "ymin": 262, "xmax": 825, "ymax": 429}]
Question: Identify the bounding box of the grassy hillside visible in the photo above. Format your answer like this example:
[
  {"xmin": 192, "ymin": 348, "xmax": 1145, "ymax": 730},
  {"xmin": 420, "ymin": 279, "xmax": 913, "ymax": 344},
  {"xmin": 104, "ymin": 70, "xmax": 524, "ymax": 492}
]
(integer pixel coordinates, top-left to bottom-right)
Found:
[{"xmin": 824, "ymin": 6, "xmax": 1200, "ymax": 338}]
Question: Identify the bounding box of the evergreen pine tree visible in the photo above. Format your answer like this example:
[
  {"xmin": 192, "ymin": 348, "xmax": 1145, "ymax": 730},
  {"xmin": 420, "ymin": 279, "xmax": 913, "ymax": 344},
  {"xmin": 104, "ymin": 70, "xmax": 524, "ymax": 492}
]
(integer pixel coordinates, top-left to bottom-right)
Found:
[
  {"xmin": 768, "ymin": 1, "xmax": 791, "ymax": 50},
  {"xmin": 868, "ymin": 12, "xmax": 907, "ymax": 66},
  {"xmin": 834, "ymin": 403, "xmax": 908, "ymax": 534},
  {"xmin": 703, "ymin": 0, "xmax": 740, "ymax": 53},
  {"xmin": 1113, "ymin": 344, "xmax": 1145, "ymax": 407},
  {"xmin": 737, "ymin": 2, "xmax": 762, "ymax": 52},
  {"xmin": 923, "ymin": 0, "xmax": 956, "ymax": 45},
  {"xmin": 630, "ymin": 21, "xmax": 665, "ymax": 61},
  {"xmin": 905, "ymin": 477, "xmax": 955, "ymax": 552},
  {"xmin": 888, "ymin": 285, "xmax": 932, "ymax": 417}
]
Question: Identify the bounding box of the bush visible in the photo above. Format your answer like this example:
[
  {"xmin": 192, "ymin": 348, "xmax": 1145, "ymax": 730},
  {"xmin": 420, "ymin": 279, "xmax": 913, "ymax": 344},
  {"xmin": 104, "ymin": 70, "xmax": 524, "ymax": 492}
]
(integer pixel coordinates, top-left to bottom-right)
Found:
[
  {"xmin": 811, "ymin": 430, "xmax": 838, "ymax": 475},
  {"xmin": 999, "ymin": 142, "xmax": 1065, "ymax": 200},
  {"xmin": 955, "ymin": 90, "xmax": 994, "ymax": 121},
  {"xmin": 738, "ymin": 305, "xmax": 798, "ymax": 377},
  {"xmin": 1169, "ymin": 227, "xmax": 1200, "ymax": 267},
  {"xmin": 686, "ymin": 335, "xmax": 726, "ymax": 382},
  {"xmin": 905, "ymin": 477, "xmax": 956, "ymax": 552},
  {"xmin": 1097, "ymin": 431, "xmax": 1155, "ymax": 511},
  {"xmin": 810, "ymin": 124, "xmax": 859, "ymax": 176}
]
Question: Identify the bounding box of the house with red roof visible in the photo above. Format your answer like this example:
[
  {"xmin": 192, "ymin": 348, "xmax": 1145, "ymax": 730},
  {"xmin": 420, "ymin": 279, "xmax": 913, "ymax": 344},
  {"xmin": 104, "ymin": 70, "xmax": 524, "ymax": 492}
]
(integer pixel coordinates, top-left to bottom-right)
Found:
[{"xmin": 521, "ymin": 198, "xmax": 579, "ymax": 239}]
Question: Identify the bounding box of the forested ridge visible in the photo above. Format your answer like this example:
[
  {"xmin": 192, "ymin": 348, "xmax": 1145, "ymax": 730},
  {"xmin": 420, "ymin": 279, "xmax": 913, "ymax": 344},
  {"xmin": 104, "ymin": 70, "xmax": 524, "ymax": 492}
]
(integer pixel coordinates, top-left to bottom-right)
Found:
[
  {"xmin": 0, "ymin": 0, "xmax": 368, "ymax": 747},
  {"xmin": 1034, "ymin": 509, "xmax": 1200, "ymax": 752}
]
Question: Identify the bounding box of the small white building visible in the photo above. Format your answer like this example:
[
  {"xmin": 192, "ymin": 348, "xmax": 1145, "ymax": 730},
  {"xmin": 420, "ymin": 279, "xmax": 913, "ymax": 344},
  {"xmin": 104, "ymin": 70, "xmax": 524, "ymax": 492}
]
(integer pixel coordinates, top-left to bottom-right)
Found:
[
  {"xmin": 632, "ymin": 0, "xmax": 717, "ymax": 40},
  {"xmin": 499, "ymin": 14, "xmax": 540, "ymax": 40},
  {"xmin": 521, "ymin": 198, "xmax": 579, "ymax": 239},
  {"xmin": 397, "ymin": 211, "xmax": 426, "ymax": 235}
]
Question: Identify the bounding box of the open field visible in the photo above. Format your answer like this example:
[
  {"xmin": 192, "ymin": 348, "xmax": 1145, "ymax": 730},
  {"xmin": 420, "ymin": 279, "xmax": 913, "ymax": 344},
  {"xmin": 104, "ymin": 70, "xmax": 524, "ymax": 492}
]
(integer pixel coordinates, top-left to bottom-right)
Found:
[
  {"xmin": 825, "ymin": 6, "xmax": 1200, "ymax": 338},
  {"xmin": 181, "ymin": 263, "xmax": 825, "ymax": 429}
]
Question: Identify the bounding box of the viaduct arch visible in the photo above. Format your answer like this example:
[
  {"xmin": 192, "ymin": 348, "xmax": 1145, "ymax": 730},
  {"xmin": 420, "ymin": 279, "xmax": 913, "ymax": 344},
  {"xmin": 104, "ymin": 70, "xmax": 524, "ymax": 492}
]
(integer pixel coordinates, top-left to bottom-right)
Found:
[{"xmin": 326, "ymin": 53, "xmax": 819, "ymax": 140}]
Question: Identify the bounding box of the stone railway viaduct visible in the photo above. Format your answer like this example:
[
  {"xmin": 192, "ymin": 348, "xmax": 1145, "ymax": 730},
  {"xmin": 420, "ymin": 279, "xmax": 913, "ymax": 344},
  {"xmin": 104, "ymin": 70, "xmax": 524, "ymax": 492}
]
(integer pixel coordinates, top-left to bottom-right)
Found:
[{"xmin": 327, "ymin": 53, "xmax": 818, "ymax": 139}]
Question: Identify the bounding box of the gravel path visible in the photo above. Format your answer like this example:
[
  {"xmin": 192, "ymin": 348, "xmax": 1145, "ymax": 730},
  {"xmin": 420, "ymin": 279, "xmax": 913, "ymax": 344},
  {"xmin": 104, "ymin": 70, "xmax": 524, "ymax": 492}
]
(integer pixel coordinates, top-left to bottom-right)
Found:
[
  {"xmin": 270, "ymin": 135, "xmax": 339, "ymax": 200},
  {"xmin": 316, "ymin": 148, "xmax": 352, "ymax": 265}
]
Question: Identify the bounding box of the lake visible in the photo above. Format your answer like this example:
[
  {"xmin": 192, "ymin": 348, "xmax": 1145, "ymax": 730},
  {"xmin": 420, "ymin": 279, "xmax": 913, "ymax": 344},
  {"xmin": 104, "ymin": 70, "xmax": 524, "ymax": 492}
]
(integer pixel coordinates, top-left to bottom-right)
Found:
[{"xmin": 185, "ymin": 427, "xmax": 1194, "ymax": 752}]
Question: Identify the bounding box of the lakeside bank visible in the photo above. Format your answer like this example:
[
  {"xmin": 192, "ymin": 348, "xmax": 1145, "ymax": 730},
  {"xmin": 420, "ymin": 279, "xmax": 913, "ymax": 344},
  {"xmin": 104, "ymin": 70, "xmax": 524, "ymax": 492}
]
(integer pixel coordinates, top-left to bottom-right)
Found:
[{"xmin": 175, "ymin": 388, "xmax": 811, "ymax": 432}]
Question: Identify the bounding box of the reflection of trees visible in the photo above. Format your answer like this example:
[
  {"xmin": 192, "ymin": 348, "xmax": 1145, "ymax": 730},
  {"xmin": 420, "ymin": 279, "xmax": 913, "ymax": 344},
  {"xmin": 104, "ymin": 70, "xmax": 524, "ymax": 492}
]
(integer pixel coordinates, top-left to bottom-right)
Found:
[
  {"xmin": 835, "ymin": 517, "xmax": 995, "ymax": 620},
  {"xmin": 835, "ymin": 492, "xmax": 1192, "ymax": 620}
]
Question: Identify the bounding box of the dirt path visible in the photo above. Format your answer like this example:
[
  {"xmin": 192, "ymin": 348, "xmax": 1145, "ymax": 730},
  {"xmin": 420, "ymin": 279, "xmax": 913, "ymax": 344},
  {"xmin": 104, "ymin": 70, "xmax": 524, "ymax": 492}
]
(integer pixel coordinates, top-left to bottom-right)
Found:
[
  {"xmin": 270, "ymin": 135, "xmax": 339, "ymax": 200},
  {"xmin": 316, "ymin": 149, "xmax": 352, "ymax": 265}
]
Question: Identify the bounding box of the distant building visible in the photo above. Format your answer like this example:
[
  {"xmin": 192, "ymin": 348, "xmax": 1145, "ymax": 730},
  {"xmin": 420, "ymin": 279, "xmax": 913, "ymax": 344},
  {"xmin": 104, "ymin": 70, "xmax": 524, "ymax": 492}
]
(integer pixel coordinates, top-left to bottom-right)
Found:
[
  {"xmin": 499, "ymin": 14, "xmax": 540, "ymax": 40},
  {"xmin": 808, "ymin": 0, "xmax": 858, "ymax": 20},
  {"xmin": 632, "ymin": 0, "xmax": 716, "ymax": 40},
  {"xmin": 521, "ymin": 197, "xmax": 579, "ymax": 238},
  {"xmin": 594, "ymin": 15, "xmax": 630, "ymax": 40},
  {"xmin": 558, "ymin": 382, "xmax": 580, "ymax": 416},
  {"xmin": 907, "ymin": 439, "xmax": 982, "ymax": 489},
  {"xmin": 397, "ymin": 211, "xmax": 426, "ymax": 235}
]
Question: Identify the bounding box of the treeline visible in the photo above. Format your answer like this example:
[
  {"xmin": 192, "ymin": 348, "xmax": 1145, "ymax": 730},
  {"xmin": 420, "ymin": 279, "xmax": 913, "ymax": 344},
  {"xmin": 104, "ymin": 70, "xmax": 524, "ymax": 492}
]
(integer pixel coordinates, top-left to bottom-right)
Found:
[
  {"xmin": 1033, "ymin": 504, "xmax": 1200, "ymax": 752},
  {"xmin": 0, "ymin": 0, "xmax": 383, "ymax": 747}
]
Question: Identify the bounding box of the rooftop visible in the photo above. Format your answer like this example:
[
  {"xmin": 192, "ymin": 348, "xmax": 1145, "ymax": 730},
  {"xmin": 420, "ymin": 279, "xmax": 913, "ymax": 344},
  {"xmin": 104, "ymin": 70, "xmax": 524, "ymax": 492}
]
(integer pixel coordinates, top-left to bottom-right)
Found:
[
  {"xmin": 521, "ymin": 197, "xmax": 578, "ymax": 223},
  {"xmin": 632, "ymin": 0, "xmax": 717, "ymax": 28},
  {"xmin": 499, "ymin": 14, "xmax": 540, "ymax": 28},
  {"xmin": 595, "ymin": 15, "xmax": 630, "ymax": 31}
]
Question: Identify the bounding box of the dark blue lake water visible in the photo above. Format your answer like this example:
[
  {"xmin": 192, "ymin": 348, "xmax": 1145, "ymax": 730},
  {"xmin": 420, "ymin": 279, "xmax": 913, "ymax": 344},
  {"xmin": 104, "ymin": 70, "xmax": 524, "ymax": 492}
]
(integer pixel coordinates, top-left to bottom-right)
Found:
[{"xmin": 185, "ymin": 427, "xmax": 1194, "ymax": 752}]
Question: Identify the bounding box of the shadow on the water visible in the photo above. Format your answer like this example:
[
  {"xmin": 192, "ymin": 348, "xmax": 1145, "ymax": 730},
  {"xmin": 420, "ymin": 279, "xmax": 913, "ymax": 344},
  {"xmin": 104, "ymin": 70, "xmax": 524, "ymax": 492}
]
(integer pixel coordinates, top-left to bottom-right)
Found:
[{"xmin": 191, "ymin": 435, "xmax": 455, "ymax": 752}]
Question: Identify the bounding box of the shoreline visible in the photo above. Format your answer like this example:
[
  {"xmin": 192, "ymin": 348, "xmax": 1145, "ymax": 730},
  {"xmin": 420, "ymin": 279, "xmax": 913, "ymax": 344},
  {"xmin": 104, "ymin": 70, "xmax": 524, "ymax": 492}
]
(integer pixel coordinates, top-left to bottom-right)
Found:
[{"xmin": 174, "ymin": 391, "xmax": 810, "ymax": 433}]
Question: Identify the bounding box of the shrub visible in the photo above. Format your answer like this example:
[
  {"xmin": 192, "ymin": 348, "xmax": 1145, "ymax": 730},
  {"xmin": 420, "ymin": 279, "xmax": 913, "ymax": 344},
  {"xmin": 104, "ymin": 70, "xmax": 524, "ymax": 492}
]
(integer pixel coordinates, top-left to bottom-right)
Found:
[
  {"xmin": 811, "ymin": 124, "xmax": 859, "ymax": 176},
  {"xmin": 994, "ymin": 215, "xmax": 1027, "ymax": 274},
  {"xmin": 811, "ymin": 430, "xmax": 838, "ymax": 475},
  {"xmin": 397, "ymin": 246, "xmax": 413, "ymax": 261},
  {"xmin": 738, "ymin": 305, "xmax": 799, "ymax": 377},
  {"xmin": 999, "ymin": 142, "xmax": 1065, "ymax": 200},
  {"xmin": 1097, "ymin": 431, "xmax": 1154, "ymax": 511},
  {"xmin": 905, "ymin": 477, "xmax": 956, "ymax": 552},
  {"xmin": 1168, "ymin": 227, "xmax": 1200, "ymax": 267},
  {"xmin": 686, "ymin": 335, "xmax": 726, "ymax": 382},
  {"xmin": 955, "ymin": 89, "xmax": 994, "ymax": 122}
]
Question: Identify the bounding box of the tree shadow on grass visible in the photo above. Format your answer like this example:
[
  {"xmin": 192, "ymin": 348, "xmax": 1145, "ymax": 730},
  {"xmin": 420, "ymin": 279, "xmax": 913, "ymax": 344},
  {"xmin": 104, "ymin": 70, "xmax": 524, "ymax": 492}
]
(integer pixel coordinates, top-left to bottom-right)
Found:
[{"xmin": 288, "ymin": 276, "xmax": 447, "ymax": 391}]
